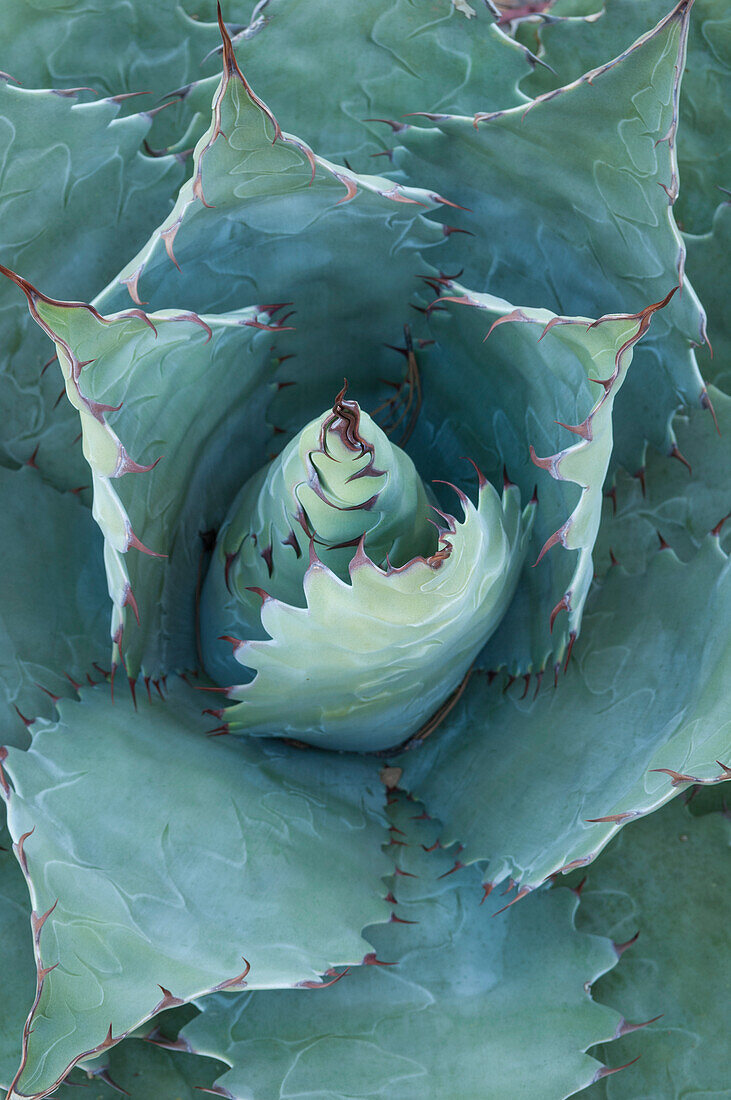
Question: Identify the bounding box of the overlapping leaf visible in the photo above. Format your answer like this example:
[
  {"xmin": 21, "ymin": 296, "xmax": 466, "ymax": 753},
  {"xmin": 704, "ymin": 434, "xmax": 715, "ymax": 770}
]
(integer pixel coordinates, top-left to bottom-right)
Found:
[
  {"xmin": 517, "ymin": 0, "xmax": 731, "ymax": 235},
  {"xmin": 0, "ymin": 81, "xmax": 183, "ymax": 489},
  {"xmin": 416, "ymin": 285, "xmax": 671, "ymax": 671},
  {"xmin": 0, "ymin": 850, "xmax": 219, "ymax": 1098},
  {"xmin": 0, "ymin": 680, "xmax": 390, "ymax": 1098},
  {"xmin": 571, "ymin": 798, "xmax": 730, "ymax": 1098},
  {"xmin": 0, "ymin": 830, "xmax": 34, "ymax": 1092},
  {"xmin": 174, "ymin": 793, "xmax": 622, "ymax": 1100},
  {"xmin": 91, "ymin": 24, "xmax": 449, "ymax": 440},
  {"xmin": 0, "ymin": 5, "xmax": 727, "ymax": 1099},
  {"xmin": 0, "ymin": 276, "xmax": 297, "ymax": 680},
  {"xmin": 8, "ymin": 269, "xmax": 661, "ymax": 688},
  {"xmin": 398, "ymin": 537, "xmax": 730, "ymax": 892},
  {"xmin": 594, "ymin": 385, "xmax": 730, "ymax": 574},
  {"xmin": 0, "ymin": 465, "xmax": 109, "ymax": 751},
  {"xmin": 3, "ymin": 15, "xmax": 664, "ymax": 682},
  {"xmin": 0, "ymin": 1, "xmax": 225, "ymax": 108},
  {"xmin": 151, "ymin": 0, "xmax": 535, "ymax": 164},
  {"xmin": 84, "ymin": 1003, "xmax": 223, "ymax": 1096},
  {"xmin": 391, "ymin": 1, "xmax": 708, "ymax": 470},
  {"xmin": 223, "ymin": 477, "xmax": 533, "ymax": 750},
  {"xmin": 684, "ymin": 201, "xmax": 731, "ymax": 392},
  {"xmin": 85, "ymin": 1038, "xmax": 225, "ymax": 1100}
]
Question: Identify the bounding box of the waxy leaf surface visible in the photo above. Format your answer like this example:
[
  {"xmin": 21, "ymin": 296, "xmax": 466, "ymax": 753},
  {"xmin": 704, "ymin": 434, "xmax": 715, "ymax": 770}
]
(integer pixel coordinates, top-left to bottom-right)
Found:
[
  {"xmin": 392, "ymin": 2, "xmax": 707, "ymax": 469},
  {"xmin": 594, "ymin": 385, "xmax": 730, "ymax": 575},
  {"xmin": 93, "ymin": 35, "xmax": 446, "ymax": 443},
  {"xmin": 0, "ymin": 465, "xmax": 109, "ymax": 751},
  {"xmin": 19, "ymin": 290, "xmax": 296, "ymax": 679},
  {"xmin": 0, "ymin": 682, "xmax": 390, "ymax": 1098},
  {"xmin": 178, "ymin": 794, "xmax": 622, "ymax": 1100},
  {"xmin": 518, "ymin": 0, "xmax": 731, "ymax": 234},
  {"xmin": 0, "ymin": 1, "xmax": 225, "ymax": 109},
  {"xmin": 414, "ymin": 288, "xmax": 664, "ymax": 671},
  {"xmin": 0, "ymin": 83, "xmax": 183, "ymax": 489},
  {"xmin": 573, "ymin": 797, "xmax": 730, "ymax": 1097},
  {"xmin": 150, "ymin": 0, "xmax": 534, "ymax": 164},
  {"xmin": 399, "ymin": 538, "xmax": 730, "ymax": 890}
]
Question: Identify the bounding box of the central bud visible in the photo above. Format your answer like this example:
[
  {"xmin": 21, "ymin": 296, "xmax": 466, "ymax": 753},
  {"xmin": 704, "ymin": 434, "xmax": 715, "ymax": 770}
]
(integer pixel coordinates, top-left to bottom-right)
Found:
[
  {"xmin": 199, "ymin": 384, "xmax": 437, "ymax": 687},
  {"xmin": 289, "ymin": 383, "xmax": 438, "ymax": 578},
  {"xmin": 200, "ymin": 386, "xmax": 534, "ymax": 752}
]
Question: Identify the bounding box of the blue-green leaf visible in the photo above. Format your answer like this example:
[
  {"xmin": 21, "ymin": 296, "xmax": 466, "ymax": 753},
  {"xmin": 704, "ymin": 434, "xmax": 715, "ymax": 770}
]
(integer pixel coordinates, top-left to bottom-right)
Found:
[
  {"xmin": 684, "ymin": 201, "xmax": 731, "ymax": 393},
  {"xmin": 398, "ymin": 537, "xmax": 730, "ymax": 890},
  {"xmin": 571, "ymin": 797, "xmax": 730, "ymax": 1097},
  {"xmin": 149, "ymin": 0, "xmax": 535, "ymax": 163},
  {"xmin": 417, "ymin": 286, "xmax": 669, "ymax": 670},
  {"xmin": 391, "ymin": 1, "xmax": 708, "ymax": 470},
  {"xmin": 0, "ymin": 1, "xmax": 224, "ymax": 108},
  {"xmin": 0, "ymin": 83, "xmax": 183, "ymax": 489},
  {"xmin": 595, "ymin": 385, "xmax": 730, "ymax": 575},
  {"xmin": 0, "ymin": 274, "xmax": 298, "ymax": 680},
  {"xmin": 517, "ymin": 0, "xmax": 731, "ymax": 235},
  {"xmin": 0, "ymin": 682, "xmax": 390, "ymax": 1098},
  {"xmin": 0, "ymin": 465, "xmax": 108, "ymax": 751},
  {"xmin": 176, "ymin": 793, "xmax": 622, "ymax": 1100}
]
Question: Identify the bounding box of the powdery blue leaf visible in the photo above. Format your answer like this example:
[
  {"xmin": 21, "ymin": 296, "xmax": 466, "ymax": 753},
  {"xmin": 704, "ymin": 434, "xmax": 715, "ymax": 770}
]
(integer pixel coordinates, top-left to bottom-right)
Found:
[
  {"xmin": 174, "ymin": 793, "xmax": 623, "ymax": 1100},
  {"xmin": 151, "ymin": 0, "xmax": 535, "ymax": 164},
  {"xmin": 594, "ymin": 385, "xmax": 731, "ymax": 575},
  {"xmin": 0, "ymin": 81, "xmax": 184, "ymax": 489},
  {"xmin": 391, "ymin": 1, "xmax": 709, "ymax": 471},
  {"xmin": 0, "ymin": 464, "xmax": 109, "ymax": 751},
  {"xmin": 0, "ymin": 1, "xmax": 225, "ymax": 108},
  {"xmin": 0, "ymin": 853, "xmax": 219, "ymax": 1098},
  {"xmin": 398, "ymin": 537, "xmax": 730, "ymax": 892},
  {"xmin": 517, "ymin": 0, "xmax": 731, "ymax": 235},
  {"xmin": 0, "ymin": 269, "xmax": 299, "ymax": 680},
  {"xmin": 570, "ymin": 797, "xmax": 730, "ymax": 1097},
  {"xmin": 89, "ymin": 18, "xmax": 456, "ymax": 454},
  {"xmin": 412, "ymin": 285, "xmax": 669, "ymax": 671},
  {"xmin": 0, "ymin": 680, "xmax": 390, "ymax": 1099},
  {"xmin": 222, "ymin": 473, "xmax": 533, "ymax": 751}
]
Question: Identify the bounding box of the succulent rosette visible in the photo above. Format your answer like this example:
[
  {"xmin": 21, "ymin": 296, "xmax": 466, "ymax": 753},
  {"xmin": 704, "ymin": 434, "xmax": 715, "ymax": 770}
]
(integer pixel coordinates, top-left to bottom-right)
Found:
[{"xmin": 0, "ymin": 2, "xmax": 728, "ymax": 1098}]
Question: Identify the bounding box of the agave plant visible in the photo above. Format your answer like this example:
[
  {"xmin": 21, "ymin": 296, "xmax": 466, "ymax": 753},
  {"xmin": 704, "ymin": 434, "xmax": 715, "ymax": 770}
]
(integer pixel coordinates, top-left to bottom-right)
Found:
[{"xmin": 0, "ymin": 1, "xmax": 728, "ymax": 1097}]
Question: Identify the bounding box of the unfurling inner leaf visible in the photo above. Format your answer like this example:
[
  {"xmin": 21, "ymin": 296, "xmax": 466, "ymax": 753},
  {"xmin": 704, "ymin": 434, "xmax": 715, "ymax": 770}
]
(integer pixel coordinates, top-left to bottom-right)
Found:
[{"xmin": 201, "ymin": 387, "xmax": 535, "ymax": 752}]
